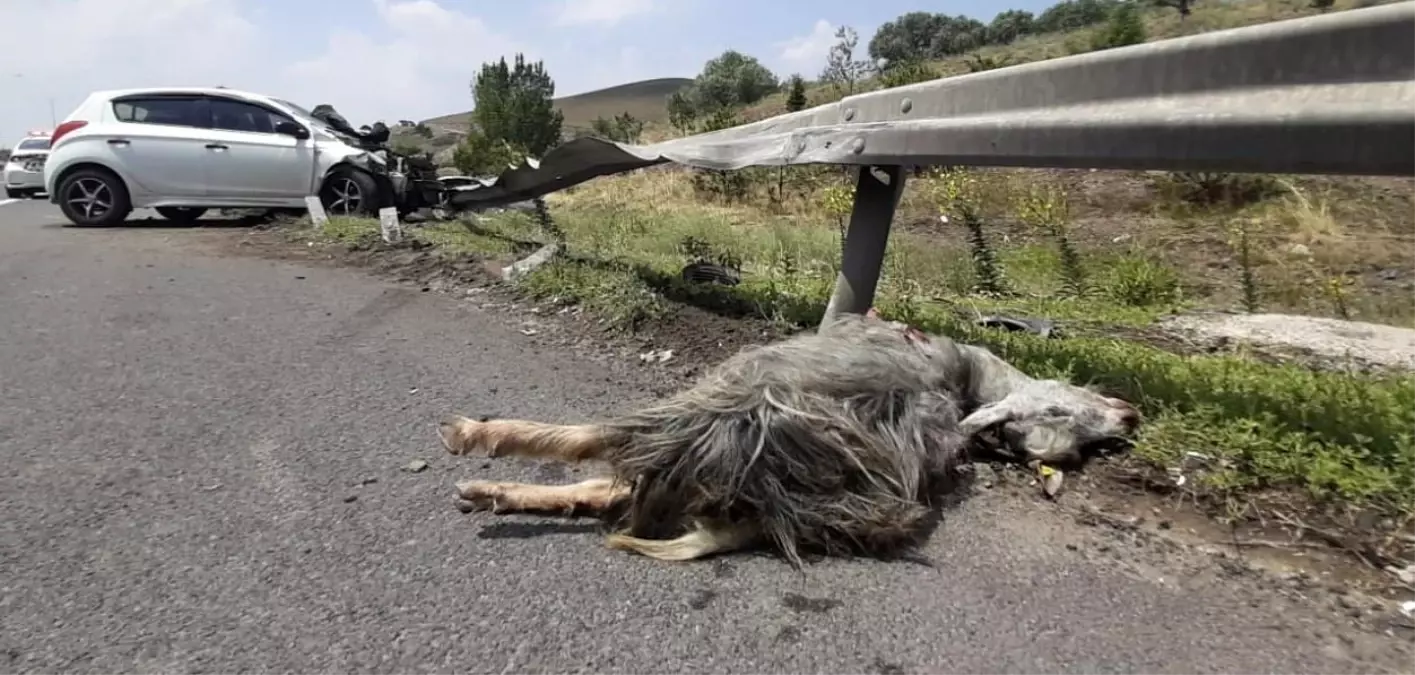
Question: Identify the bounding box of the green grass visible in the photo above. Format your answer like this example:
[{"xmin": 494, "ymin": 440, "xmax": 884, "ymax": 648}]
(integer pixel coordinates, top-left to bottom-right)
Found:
[{"xmin": 305, "ymin": 185, "xmax": 1413, "ymax": 517}]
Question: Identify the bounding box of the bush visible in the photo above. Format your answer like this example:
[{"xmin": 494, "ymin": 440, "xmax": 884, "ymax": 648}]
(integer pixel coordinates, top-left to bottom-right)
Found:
[
  {"xmin": 1102, "ymin": 255, "xmax": 1182, "ymax": 307},
  {"xmin": 1157, "ymin": 172, "xmax": 1283, "ymax": 208},
  {"xmin": 1090, "ymin": 2, "xmax": 1147, "ymax": 51}
]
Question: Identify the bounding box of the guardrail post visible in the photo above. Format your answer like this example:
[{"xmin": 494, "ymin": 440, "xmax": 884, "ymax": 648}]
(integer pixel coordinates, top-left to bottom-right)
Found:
[{"xmin": 819, "ymin": 165, "xmax": 907, "ymax": 331}]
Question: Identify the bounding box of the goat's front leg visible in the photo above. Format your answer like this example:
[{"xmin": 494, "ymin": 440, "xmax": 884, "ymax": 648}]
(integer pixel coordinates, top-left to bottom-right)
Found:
[
  {"xmin": 456, "ymin": 477, "xmax": 631, "ymax": 515},
  {"xmin": 439, "ymin": 414, "xmax": 613, "ymax": 462}
]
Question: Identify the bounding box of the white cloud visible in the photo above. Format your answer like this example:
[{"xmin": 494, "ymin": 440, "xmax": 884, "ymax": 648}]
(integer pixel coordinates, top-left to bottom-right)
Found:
[
  {"xmin": 1, "ymin": 0, "xmax": 263, "ymax": 140},
  {"xmin": 0, "ymin": 0, "xmax": 665, "ymax": 145},
  {"xmin": 278, "ymin": 0, "xmax": 532, "ymax": 125},
  {"xmin": 775, "ymin": 19, "xmax": 836, "ymax": 76},
  {"xmin": 547, "ymin": 0, "xmax": 657, "ymax": 28}
]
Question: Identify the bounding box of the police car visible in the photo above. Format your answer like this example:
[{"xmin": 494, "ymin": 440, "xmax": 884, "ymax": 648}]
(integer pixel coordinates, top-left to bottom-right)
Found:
[{"xmin": 4, "ymin": 130, "xmax": 51, "ymax": 199}]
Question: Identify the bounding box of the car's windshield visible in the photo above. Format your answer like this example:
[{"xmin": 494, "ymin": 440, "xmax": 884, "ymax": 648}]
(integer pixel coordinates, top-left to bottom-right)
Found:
[
  {"xmin": 16, "ymin": 138, "xmax": 50, "ymax": 151},
  {"xmin": 272, "ymin": 98, "xmax": 315, "ymax": 120},
  {"xmin": 271, "ymin": 97, "xmax": 343, "ymax": 139}
]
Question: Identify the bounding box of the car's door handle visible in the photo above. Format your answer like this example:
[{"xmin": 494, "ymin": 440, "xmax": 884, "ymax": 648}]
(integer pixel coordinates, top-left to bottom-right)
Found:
[
  {"xmin": 106, "ymin": 139, "xmax": 130, "ymax": 146},
  {"xmin": 205, "ymin": 143, "xmax": 228, "ymax": 150}
]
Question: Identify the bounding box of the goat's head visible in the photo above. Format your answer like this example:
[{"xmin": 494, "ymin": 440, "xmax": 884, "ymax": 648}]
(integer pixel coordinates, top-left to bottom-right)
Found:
[
  {"xmin": 959, "ymin": 379, "xmax": 1141, "ymax": 465},
  {"xmin": 859, "ymin": 307, "xmax": 1141, "ymax": 465}
]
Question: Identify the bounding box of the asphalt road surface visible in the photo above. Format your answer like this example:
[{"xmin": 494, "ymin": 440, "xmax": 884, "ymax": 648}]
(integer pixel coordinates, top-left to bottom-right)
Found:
[{"xmin": 0, "ymin": 199, "xmax": 1397, "ymax": 673}]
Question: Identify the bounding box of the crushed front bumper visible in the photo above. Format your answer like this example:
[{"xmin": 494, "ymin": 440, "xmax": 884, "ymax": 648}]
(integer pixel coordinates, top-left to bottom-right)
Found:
[{"xmin": 3, "ymin": 156, "xmax": 47, "ymax": 193}]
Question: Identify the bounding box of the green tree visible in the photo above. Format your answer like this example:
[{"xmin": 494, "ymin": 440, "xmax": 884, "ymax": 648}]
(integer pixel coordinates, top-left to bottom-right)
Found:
[
  {"xmin": 689, "ymin": 50, "xmax": 780, "ymax": 112},
  {"xmin": 667, "ymin": 90, "xmax": 698, "ymax": 133},
  {"xmin": 1152, "ymin": 0, "xmax": 1194, "ymax": 18},
  {"xmin": 468, "ymin": 54, "xmax": 564, "ymax": 157},
  {"xmin": 589, "ymin": 112, "xmax": 645, "ymax": 143},
  {"xmin": 1091, "ymin": 3, "xmax": 1147, "ymax": 51},
  {"xmin": 868, "ymin": 12, "xmax": 948, "ymax": 63},
  {"xmin": 785, "ymin": 75, "xmax": 808, "ymax": 112},
  {"xmin": 1035, "ymin": 0, "xmax": 1119, "ymax": 33},
  {"xmin": 928, "ymin": 15, "xmax": 987, "ymax": 55},
  {"xmin": 451, "ymin": 131, "xmax": 524, "ymax": 176},
  {"xmin": 821, "ymin": 26, "xmax": 870, "ymax": 97},
  {"xmin": 987, "ymin": 9, "xmax": 1035, "ymax": 44}
]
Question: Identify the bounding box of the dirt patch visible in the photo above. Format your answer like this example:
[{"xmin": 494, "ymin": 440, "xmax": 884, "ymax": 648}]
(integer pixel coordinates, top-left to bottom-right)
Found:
[{"xmin": 1158, "ymin": 311, "xmax": 1415, "ymax": 372}]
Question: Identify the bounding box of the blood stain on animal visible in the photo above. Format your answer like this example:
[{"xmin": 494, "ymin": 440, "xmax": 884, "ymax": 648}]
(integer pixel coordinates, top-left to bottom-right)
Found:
[
  {"xmin": 687, "ymin": 588, "xmax": 717, "ymax": 610},
  {"xmin": 781, "ymin": 593, "xmax": 842, "ymax": 614}
]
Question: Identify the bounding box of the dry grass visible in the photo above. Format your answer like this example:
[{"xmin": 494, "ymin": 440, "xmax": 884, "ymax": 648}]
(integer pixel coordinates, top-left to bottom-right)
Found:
[{"xmin": 349, "ymin": 158, "xmax": 1415, "ymax": 519}]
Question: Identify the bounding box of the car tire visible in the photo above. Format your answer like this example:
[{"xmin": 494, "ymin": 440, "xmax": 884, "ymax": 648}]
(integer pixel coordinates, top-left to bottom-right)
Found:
[
  {"xmin": 56, "ymin": 168, "xmax": 132, "ymax": 227},
  {"xmin": 319, "ymin": 168, "xmax": 379, "ymax": 217},
  {"xmin": 155, "ymin": 207, "xmax": 208, "ymax": 224}
]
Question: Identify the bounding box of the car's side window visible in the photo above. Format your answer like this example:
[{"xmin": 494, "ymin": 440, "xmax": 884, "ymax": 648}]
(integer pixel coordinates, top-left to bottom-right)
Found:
[
  {"xmin": 111, "ymin": 97, "xmax": 203, "ymax": 128},
  {"xmin": 209, "ymin": 98, "xmax": 293, "ymax": 135}
]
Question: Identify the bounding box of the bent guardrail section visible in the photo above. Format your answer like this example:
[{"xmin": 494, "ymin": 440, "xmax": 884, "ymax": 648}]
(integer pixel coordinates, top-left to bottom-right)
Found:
[{"xmin": 444, "ymin": 1, "xmax": 1414, "ymax": 325}]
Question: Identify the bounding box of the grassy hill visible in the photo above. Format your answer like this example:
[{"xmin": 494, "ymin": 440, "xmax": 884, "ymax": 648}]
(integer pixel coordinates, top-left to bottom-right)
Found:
[{"xmin": 419, "ymin": 77, "xmax": 692, "ymax": 134}]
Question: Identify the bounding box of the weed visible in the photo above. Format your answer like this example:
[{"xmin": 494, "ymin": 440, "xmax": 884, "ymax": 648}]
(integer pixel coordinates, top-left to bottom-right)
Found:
[
  {"xmin": 1016, "ymin": 184, "xmax": 1087, "ymax": 298},
  {"xmin": 1102, "ymin": 255, "xmax": 1182, "ymax": 307}
]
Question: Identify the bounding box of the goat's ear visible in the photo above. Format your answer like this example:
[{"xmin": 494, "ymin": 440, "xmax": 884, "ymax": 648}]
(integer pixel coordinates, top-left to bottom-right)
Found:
[{"xmin": 959, "ymin": 402, "xmax": 1014, "ymax": 437}]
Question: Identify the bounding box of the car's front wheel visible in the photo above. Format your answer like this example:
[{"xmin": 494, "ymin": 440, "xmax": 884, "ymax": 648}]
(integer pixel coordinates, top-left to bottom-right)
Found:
[
  {"xmin": 56, "ymin": 168, "xmax": 132, "ymax": 227},
  {"xmin": 319, "ymin": 168, "xmax": 379, "ymax": 217},
  {"xmin": 155, "ymin": 207, "xmax": 208, "ymax": 224}
]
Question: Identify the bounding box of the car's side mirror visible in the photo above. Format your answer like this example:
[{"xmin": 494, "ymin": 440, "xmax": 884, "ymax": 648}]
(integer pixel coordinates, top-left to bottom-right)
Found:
[{"xmin": 275, "ymin": 121, "xmax": 310, "ymax": 140}]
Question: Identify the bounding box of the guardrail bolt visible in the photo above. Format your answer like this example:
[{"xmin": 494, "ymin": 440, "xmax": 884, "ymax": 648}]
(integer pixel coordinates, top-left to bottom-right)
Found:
[
  {"xmin": 900, "ymin": 98, "xmax": 913, "ymax": 114},
  {"xmin": 843, "ymin": 108, "xmax": 855, "ymax": 121},
  {"xmin": 851, "ymin": 137, "xmax": 866, "ymax": 154}
]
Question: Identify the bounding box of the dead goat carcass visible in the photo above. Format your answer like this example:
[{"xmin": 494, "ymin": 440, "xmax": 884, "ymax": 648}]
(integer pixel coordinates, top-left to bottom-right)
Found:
[{"xmin": 439, "ymin": 309, "xmax": 1141, "ymax": 566}]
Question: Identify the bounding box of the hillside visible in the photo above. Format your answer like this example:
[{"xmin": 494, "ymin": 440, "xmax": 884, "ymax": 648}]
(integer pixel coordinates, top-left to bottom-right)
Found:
[
  {"xmin": 419, "ymin": 77, "xmax": 692, "ymax": 134},
  {"xmin": 353, "ymin": 0, "xmax": 1415, "ymax": 571}
]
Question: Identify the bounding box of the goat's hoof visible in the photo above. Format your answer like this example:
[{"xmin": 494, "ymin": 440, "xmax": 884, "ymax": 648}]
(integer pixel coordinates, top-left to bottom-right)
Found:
[
  {"xmin": 455, "ymin": 479, "xmax": 506, "ymax": 513},
  {"xmin": 1038, "ymin": 464, "xmax": 1065, "ymax": 499},
  {"xmin": 438, "ymin": 415, "xmax": 480, "ymax": 456}
]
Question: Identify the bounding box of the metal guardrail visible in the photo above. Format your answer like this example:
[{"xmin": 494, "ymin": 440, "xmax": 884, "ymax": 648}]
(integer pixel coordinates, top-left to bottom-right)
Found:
[{"xmin": 445, "ymin": 2, "xmax": 1415, "ymax": 326}]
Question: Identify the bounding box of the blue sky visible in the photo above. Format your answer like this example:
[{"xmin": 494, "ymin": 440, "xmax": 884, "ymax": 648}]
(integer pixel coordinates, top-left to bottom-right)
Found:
[{"xmin": 1, "ymin": 0, "xmax": 1058, "ymax": 144}]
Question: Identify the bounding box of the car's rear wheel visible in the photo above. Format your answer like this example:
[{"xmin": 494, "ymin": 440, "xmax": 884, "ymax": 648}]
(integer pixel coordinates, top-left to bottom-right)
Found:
[
  {"xmin": 155, "ymin": 207, "xmax": 208, "ymax": 224},
  {"xmin": 319, "ymin": 168, "xmax": 379, "ymax": 217},
  {"xmin": 57, "ymin": 168, "xmax": 132, "ymax": 227}
]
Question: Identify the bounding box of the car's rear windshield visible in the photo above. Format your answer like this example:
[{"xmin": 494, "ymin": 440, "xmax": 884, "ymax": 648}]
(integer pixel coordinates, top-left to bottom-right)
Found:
[{"xmin": 16, "ymin": 138, "xmax": 50, "ymax": 151}]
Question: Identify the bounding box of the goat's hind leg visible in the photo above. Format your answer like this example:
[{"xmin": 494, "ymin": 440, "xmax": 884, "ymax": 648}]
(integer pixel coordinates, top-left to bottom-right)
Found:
[
  {"xmin": 439, "ymin": 414, "xmax": 613, "ymax": 462},
  {"xmin": 457, "ymin": 476, "xmax": 631, "ymax": 516}
]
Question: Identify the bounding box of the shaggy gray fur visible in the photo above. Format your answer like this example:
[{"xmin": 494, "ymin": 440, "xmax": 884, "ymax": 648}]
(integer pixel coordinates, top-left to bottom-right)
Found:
[{"xmin": 597, "ymin": 313, "xmax": 1139, "ymax": 567}]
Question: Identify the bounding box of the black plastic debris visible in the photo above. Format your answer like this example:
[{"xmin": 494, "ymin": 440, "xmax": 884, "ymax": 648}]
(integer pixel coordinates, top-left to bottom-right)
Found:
[
  {"xmin": 681, "ymin": 262, "xmax": 741, "ymax": 286},
  {"xmin": 977, "ymin": 315, "xmax": 1058, "ymax": 338}
]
